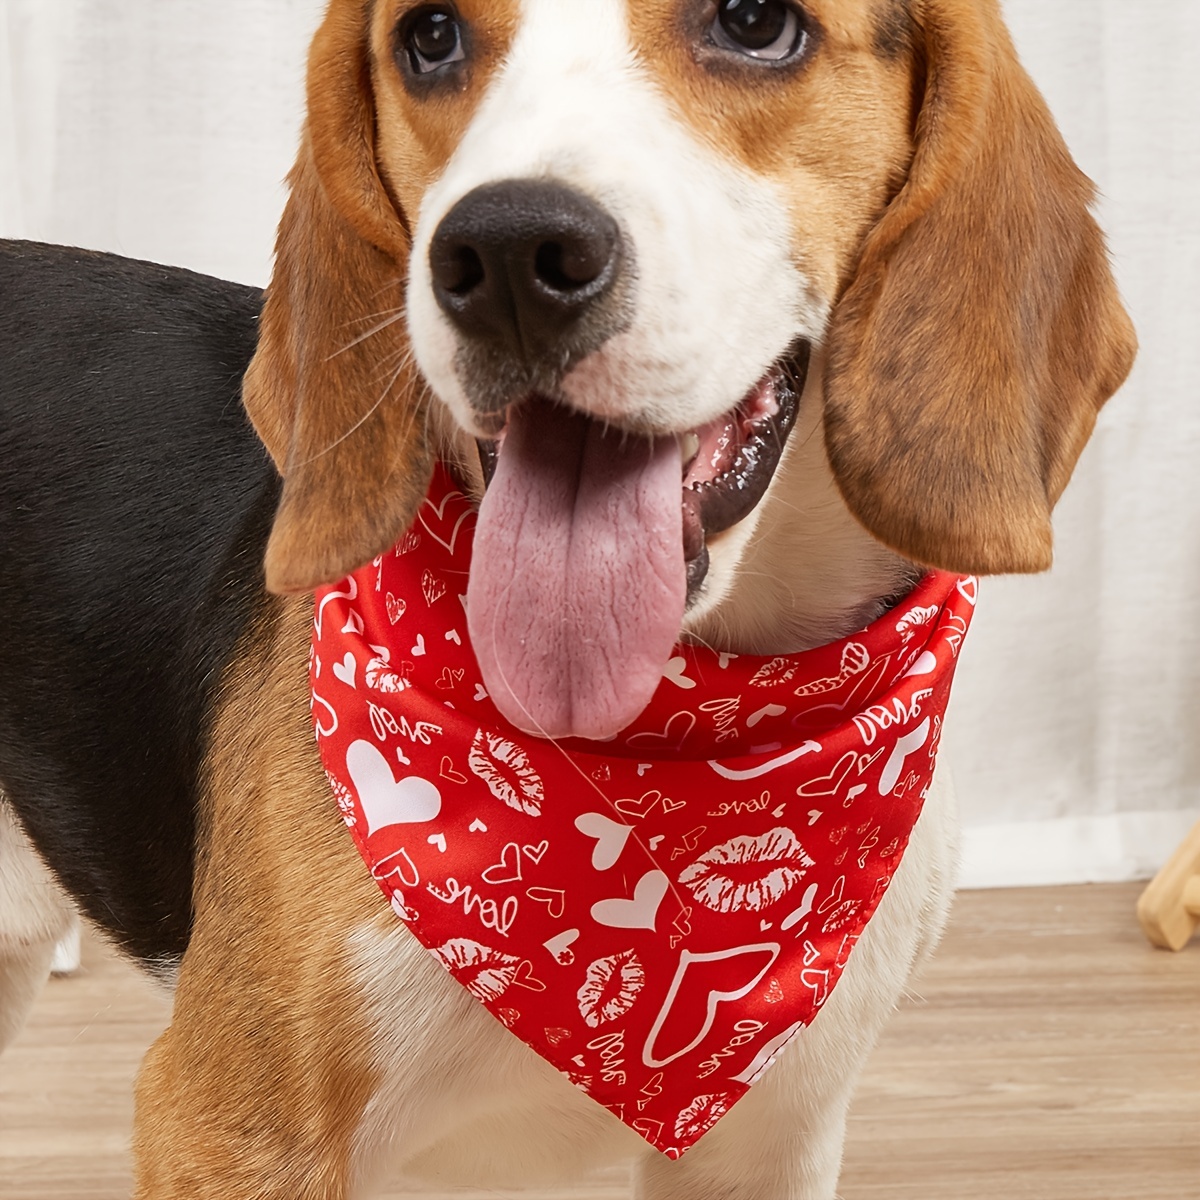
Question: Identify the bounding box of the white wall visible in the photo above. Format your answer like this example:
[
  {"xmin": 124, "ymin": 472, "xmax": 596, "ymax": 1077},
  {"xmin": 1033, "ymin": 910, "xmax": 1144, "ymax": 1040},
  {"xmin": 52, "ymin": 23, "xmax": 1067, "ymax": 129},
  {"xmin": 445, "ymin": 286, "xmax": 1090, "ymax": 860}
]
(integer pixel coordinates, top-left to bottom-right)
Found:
[{"xmin": 2, "ymin": 0, "xmax": 1197, "ymax": 888}]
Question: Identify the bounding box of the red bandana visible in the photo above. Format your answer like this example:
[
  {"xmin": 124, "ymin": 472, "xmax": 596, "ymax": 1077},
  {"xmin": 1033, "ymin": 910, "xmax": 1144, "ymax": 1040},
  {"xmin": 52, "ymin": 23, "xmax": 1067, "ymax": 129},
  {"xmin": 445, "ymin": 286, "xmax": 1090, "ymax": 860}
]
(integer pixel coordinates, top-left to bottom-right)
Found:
[{"xmin": 312, "ymin": 464, "xmax": 976, "ymax": 1157}]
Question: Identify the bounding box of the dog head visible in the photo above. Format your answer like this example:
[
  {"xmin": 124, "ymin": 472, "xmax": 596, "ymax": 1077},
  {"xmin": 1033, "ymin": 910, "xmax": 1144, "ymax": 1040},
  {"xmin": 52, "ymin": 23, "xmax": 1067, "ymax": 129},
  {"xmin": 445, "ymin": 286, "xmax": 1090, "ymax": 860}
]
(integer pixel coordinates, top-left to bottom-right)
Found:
[{"xmin": 245, "ymin": 0, "xmax": 1136, "ymax": 737}]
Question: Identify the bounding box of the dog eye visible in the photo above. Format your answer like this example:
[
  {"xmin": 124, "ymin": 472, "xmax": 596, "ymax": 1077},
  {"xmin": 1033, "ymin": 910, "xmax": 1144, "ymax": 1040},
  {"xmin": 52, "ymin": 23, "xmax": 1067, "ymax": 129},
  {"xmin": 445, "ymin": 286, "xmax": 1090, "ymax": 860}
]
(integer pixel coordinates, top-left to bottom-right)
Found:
[
  {"xmin": 710, "ymin": 0, "xmax": 807, "ymax": 62},
  {"xmin": 401, "ymin": 6, "xmax": 466, "ymax": 75}
]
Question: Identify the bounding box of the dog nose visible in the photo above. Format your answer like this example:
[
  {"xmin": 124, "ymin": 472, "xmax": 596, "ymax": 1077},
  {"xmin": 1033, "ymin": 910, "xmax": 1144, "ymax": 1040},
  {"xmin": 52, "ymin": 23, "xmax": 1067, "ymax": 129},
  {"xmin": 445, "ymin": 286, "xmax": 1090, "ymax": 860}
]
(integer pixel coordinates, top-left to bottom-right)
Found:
[{"xmin": 429, "ymin": 180, "xmax": 621, "ymax": 360}]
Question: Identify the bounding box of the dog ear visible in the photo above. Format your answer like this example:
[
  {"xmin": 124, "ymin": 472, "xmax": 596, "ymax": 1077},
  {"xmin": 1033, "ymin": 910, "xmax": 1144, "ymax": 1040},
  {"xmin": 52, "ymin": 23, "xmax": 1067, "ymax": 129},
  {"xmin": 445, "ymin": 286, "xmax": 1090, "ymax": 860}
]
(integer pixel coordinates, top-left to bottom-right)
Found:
[
  {"xmin": 243, "ymin": 0, "xmax": 432, "ymax": 595},
  {"xmin": 824, "ymin": 0, "xmax": 1136, "ymax": 574}
]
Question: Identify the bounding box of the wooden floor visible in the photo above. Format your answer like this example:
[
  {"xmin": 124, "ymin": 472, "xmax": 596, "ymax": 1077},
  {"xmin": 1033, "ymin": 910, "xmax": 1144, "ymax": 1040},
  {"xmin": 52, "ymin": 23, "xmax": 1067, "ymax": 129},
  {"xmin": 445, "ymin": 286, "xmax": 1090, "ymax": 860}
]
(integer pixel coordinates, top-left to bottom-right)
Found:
[{"xmin": 1, "ymin": 883, "xmax": 1197, "ymax": 1199}]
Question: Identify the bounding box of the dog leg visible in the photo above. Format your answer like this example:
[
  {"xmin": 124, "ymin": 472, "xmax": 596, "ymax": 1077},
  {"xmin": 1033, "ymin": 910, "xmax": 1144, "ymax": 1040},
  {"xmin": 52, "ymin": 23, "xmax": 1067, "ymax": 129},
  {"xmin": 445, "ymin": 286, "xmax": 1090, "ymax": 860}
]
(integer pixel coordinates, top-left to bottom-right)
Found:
[
  {"xmin": 635, "ymin": 769, "xmax": 959, "ymax": 1200},
  {"xmin": 0, "ymin": 799, "xmax": 75, "ymax": 1053},
  {"xmin": 129, "ymin": 603, "xmax": 392, "ymax": 1199}
]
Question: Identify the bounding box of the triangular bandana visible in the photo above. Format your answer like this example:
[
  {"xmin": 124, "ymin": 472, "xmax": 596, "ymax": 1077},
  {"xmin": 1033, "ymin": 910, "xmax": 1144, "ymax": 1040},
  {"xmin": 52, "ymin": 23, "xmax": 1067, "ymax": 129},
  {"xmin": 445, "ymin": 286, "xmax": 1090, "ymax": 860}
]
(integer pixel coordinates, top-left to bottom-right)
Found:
[{"xmin": 312, "ymin": 464, "xmax": 977, "ymax": 1157}]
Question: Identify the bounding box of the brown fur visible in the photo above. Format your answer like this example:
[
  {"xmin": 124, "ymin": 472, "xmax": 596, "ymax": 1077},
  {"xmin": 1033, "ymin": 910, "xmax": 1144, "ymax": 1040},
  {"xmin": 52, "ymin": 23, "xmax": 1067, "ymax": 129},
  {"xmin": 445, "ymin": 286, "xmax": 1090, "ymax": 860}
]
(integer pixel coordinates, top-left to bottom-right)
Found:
[
  {"xmin": 245, "ymin": 0, "xmax": 520, "ymax": 595},
  {"xmin": 824, "ymin": 0, "xmax": 1137, "ymax": 572},
  {"xmin": 133, "ymin": 597, "xmax": 382, "ymax": 1197}
]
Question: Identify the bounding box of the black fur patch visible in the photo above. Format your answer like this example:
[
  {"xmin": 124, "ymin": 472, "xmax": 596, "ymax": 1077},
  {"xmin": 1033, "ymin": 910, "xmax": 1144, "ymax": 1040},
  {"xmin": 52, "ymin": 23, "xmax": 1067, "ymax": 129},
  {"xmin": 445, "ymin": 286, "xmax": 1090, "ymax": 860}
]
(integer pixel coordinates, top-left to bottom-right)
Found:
[
  {"xmin": 873, "ymin": 0, "xmax": 914, "ymax": 60},
  {"xmin": 0, "ymin": 241, "xmax": 278, "ymax": 966}
]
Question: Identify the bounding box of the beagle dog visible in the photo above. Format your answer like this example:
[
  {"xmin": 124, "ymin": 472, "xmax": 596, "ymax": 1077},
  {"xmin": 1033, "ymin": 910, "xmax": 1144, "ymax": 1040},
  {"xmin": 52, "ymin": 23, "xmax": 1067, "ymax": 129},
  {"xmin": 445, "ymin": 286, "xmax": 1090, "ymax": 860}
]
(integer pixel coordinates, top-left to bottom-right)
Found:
[{"xmin": 0, "ymin": 0, "xmax": 1135, "ymax": 1196}]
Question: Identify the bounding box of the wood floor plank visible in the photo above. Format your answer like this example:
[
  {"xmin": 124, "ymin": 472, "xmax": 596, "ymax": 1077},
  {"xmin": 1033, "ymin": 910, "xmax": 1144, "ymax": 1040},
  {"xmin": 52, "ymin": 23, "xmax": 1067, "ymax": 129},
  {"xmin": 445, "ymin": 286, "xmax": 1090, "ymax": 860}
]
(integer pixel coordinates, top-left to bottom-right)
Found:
[{"xmin": 2, "ymin": 883, "xmax": 1197, "ymax": 1198}]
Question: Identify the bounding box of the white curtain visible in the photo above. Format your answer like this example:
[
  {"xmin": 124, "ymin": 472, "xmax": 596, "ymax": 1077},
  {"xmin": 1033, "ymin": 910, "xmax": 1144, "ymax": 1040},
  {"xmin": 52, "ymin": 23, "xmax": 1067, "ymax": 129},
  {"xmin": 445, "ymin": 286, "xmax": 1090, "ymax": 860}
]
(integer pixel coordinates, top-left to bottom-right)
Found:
[{"xmin": 2, "ymin": 0, "xmax": 1197, "ymax": 888}]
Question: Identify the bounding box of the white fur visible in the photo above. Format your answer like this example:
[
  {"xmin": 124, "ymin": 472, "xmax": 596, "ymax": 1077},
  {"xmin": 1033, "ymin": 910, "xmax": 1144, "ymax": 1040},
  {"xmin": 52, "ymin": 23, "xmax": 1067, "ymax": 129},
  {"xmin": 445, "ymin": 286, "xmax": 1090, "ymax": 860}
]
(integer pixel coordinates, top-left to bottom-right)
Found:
[
  {"xmin": 406, "ymin": 0, "xmax": 825, "ymax": 441},
  {"xmin": 0, "ymin": 799, "xmax": 74, "ymax": 1053}
]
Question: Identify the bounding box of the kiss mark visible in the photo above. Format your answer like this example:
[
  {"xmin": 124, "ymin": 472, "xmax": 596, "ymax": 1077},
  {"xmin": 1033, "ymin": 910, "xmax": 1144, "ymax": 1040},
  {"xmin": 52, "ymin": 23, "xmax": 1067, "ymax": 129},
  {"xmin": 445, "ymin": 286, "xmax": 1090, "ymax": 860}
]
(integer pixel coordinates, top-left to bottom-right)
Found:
[
  {"xmin": 577, "ymin": 949, "xmax": 646, "ymax": 1027},
  {"xmin": 679, "ymin": 827, "xmax": 814, "ymax": 914}
]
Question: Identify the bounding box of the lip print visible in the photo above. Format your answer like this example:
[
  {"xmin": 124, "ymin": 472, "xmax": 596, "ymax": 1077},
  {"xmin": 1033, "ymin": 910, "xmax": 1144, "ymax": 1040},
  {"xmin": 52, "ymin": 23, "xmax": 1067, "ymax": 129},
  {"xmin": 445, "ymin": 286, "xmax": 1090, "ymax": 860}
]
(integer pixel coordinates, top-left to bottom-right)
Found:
[
  {"xmin": 895, "ymin": 604, "xmax": 939, "ymax": 641},
  {"xmin": 678, "ymin": 827, "xmax": 814, "ymax": 913},
  {"xmin": 792, "ymin": 642, "xmax": 870, "ymax": 698},
  {"xmin": 748, "ymin": 656, "xmax": 799, "ymax": 688},
  {"xmin": 434, "ymin": 938, "xmax": 522, "ymax": 1002},
  {"xmin": 674, "ymin": 1093, "xmax": 731, "ymax": 1142},
  {"xmin": 365, "ymin": 654, "xmax": 413, "ymax": 694},
  {"xmin": 468, "ymin": 729, "xmax": 545, "ymax": 816},
  {"xmin": 577, "ymin": 950, "xmax": 646, "ymax": 1028}
]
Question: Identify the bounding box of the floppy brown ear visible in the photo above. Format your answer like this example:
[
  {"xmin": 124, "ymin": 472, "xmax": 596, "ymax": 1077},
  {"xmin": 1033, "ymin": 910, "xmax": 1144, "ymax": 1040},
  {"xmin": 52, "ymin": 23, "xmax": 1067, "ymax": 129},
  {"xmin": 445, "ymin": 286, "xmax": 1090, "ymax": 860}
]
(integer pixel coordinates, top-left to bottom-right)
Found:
[
  {"xmin": 824, "ymin": 0, "xmax": 1137, "ymax": 574},
  {"xmin": 243, "ymin": 0, "xmax": 433, "ymax": 595}
]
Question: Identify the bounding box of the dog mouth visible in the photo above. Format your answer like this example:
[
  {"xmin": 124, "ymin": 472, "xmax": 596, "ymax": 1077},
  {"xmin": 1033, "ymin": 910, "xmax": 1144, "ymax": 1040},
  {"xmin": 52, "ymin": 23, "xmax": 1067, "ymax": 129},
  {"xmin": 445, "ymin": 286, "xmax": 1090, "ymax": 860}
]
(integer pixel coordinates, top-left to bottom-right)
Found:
[
  {"xmin": 477, "ymin": 342, "xmax": 807, "ymax": 602},
  {"xmin": 466, "ymin": 343, "xmax": 809, "ymax": 740}
]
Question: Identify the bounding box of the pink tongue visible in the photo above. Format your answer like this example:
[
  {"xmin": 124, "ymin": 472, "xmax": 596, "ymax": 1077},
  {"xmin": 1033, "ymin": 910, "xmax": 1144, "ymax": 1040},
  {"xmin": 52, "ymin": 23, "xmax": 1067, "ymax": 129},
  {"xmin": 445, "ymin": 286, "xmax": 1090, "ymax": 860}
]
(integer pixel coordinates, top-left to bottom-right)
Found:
[{"xmin": 467, "ymin": 400, "xmax": 685, "ymax": 740}]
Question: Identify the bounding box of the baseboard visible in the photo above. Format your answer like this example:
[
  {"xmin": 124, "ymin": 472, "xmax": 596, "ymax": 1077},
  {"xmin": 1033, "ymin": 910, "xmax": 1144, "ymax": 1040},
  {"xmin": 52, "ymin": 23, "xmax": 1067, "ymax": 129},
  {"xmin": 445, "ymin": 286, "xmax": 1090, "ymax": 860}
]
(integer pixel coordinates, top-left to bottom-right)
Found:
[{"xmin": 959, "ymin": 809, "xmax": 1200, "ymax": 889}]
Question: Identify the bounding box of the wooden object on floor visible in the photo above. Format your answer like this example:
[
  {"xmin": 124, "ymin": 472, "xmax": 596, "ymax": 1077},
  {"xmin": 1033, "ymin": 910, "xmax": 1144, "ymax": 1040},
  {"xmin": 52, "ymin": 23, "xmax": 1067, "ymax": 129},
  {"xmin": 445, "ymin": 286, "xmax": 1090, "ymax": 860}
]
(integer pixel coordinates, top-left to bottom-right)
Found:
[
  {"xmin": 2, "ymin": 882, "xmax": 1198, "ymax": 1200},
  {"xmin": 1138, "ymin": 818, "xmax": 1200, "ymax": 951}
]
